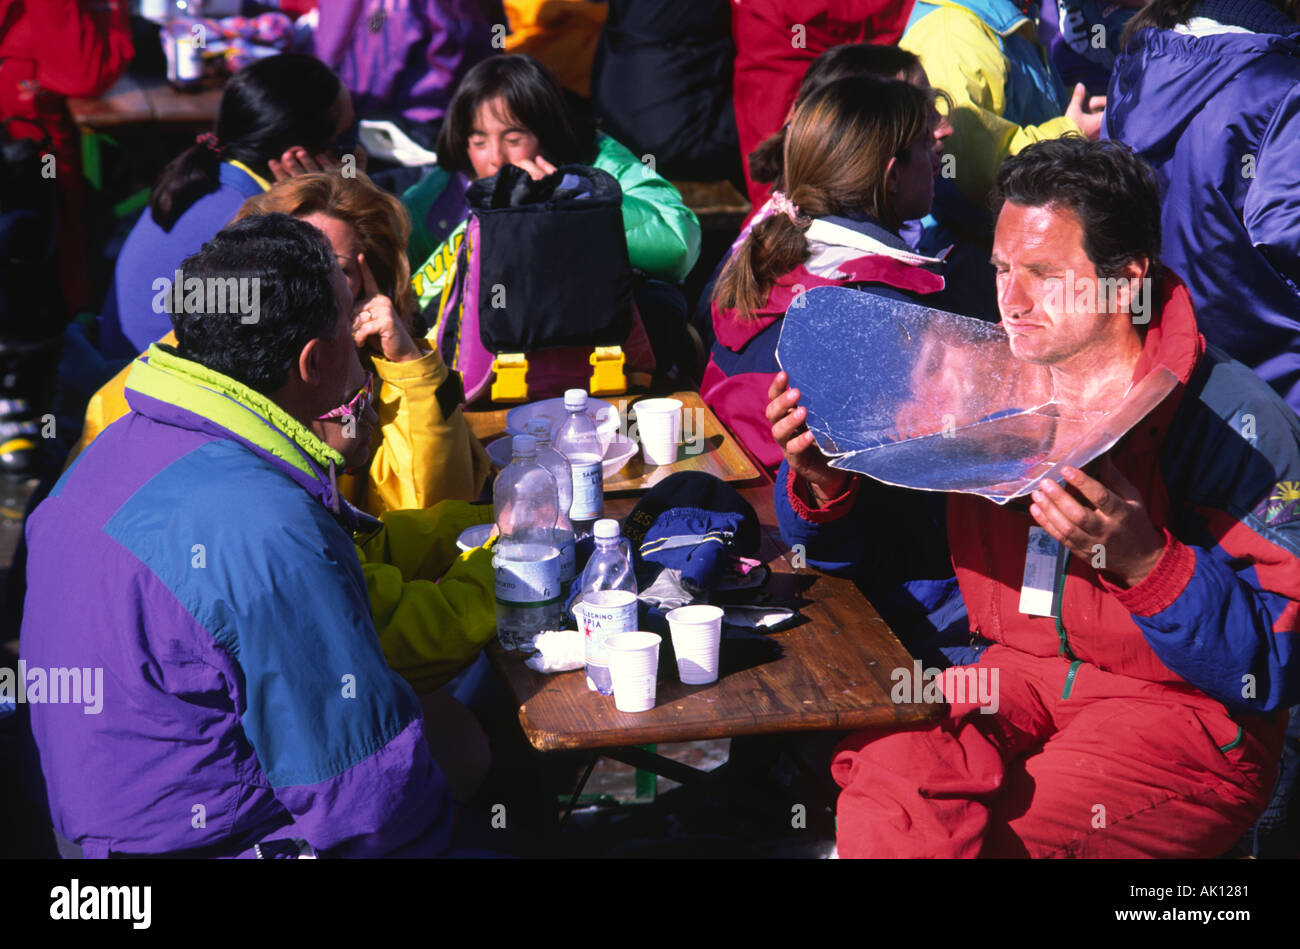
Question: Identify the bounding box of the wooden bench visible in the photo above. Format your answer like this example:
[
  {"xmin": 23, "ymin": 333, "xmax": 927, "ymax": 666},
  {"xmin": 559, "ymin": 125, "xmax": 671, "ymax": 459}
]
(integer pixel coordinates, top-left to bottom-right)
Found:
[{"xmin": 670, "ymin": 179, "xmax": 751, "ymax": 233}]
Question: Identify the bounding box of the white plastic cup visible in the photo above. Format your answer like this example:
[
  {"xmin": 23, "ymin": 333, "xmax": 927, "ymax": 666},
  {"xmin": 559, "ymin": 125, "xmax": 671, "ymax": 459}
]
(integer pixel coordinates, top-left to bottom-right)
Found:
[
  {"xmin": 456, "ymin": 523, "xmax": 494, "ymax": 552},
  {"xmin": 605, "ymin": 632, "xmax": 662, "ymax": 712},
  {"xmin": 634, "ymin": 398, "xmax": 682, "ymax": 466},
  {"xmin": 666, "ymin": 604, "xmax": 724, "ymax": 684}
]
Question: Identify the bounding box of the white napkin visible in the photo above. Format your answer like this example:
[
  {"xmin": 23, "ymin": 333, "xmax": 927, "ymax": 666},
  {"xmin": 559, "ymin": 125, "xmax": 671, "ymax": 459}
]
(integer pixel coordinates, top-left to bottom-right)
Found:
[{"xmin": 524, "ymin": 629, "xmax": 585, "ymax": 674}]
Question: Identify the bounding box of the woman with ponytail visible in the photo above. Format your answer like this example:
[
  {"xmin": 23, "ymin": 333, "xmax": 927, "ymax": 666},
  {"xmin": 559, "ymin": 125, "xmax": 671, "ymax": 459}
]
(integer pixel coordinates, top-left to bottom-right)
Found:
[
  {"xmin": 98, "ymin": 54, "xmax": 354, "ymax": 359},
  {"xmin": 701, "ymin": 76, "xmax": 944, "ymax": 470},
  {"xmin": 744, "ymin": 44, "xmax": 937, "ymax": 230},
  {"xmin": 692, "ymin": 44, "xmax": 980, "ymax": 346}
]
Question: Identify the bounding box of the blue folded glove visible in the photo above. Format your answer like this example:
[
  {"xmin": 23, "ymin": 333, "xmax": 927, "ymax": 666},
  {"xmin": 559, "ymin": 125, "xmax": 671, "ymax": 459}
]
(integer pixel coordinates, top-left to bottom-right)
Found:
[{"xmin": 634, "ymin": 507, "xmax": 747, "ymax": 595}]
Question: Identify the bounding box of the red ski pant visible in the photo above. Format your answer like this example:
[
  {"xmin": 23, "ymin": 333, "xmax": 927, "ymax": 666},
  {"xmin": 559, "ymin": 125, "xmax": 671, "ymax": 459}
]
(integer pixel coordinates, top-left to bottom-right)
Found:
[{"xmin": 832, "ymin": 646, "xmax": 1283, "ymax": 858}]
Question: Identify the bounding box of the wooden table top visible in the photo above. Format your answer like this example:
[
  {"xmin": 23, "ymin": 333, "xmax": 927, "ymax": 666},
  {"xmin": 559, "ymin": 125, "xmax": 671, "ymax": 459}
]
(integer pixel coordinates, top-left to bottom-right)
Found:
[
  {"xmin": 469, "ymin": 396, "xmax": 942, "ymax": 751},
  {"xmin": 67, "ymin": 73, "xmax": 222, "ymax": 130},
  {"xmin": 467, "ymin": 390, "xmax": 762, "ymax": 493}
]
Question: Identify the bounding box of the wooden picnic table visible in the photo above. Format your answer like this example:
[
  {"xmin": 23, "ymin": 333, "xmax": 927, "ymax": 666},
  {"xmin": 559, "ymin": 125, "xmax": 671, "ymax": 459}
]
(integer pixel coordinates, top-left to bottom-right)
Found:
[
  {"xmin": 66, "ymin": 72, "xmax": 222, "ymax": 130},
  {"xmin": 465, "ymin": 393, "xmax": 942, "ymax": 759}
]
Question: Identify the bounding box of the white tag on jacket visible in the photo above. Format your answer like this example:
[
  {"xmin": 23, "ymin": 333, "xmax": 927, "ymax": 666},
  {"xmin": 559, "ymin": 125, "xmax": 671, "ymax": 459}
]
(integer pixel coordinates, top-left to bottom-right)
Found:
[{"xmin": 1020, "ymin": 526, "xmax": 1067, "ymax": 617}]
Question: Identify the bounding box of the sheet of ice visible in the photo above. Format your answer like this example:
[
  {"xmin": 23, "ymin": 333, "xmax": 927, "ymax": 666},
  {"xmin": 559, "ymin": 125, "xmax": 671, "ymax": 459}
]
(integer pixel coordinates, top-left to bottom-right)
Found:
[{"xmin": 776, "ymin": 286, "xmax": 1178, "ymax": 503}]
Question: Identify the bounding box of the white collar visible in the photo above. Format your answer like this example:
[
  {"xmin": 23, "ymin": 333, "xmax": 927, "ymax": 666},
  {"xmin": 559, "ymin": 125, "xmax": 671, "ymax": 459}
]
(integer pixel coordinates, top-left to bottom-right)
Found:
[
  {"xmin": 1174, "ymin": 17, "xmax": 1254, "ymax": 36},
  {"xmin": 804, "ymin": 218, "xmax": 946, "ymax": 268}
]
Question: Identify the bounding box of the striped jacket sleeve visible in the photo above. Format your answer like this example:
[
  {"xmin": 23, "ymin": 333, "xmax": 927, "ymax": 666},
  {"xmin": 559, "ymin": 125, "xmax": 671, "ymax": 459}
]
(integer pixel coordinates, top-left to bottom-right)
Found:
[{"xmin": 1118, "ymin": 358, "xmax": 1300, "ymax": 713}]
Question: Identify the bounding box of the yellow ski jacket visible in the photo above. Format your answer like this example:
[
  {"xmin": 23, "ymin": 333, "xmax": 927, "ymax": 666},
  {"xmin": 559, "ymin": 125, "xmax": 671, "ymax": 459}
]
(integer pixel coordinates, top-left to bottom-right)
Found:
[
  {"xmin": 355, "ymin": 501, "xmax": 498, "ymax": 694},
  {"xmin": 901, "ymin": 0, "xmax": 1080, "ymax": 206}
]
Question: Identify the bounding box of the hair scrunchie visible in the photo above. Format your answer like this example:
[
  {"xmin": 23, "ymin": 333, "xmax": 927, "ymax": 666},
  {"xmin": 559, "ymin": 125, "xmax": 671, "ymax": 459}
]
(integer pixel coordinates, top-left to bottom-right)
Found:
[
  {"xmin": 771, "ymin": 190, "xmax": 801, "ymax": 222},
  {"xmin": 195, "ymin": 132, "xmax": 222, "ymax": 153}
]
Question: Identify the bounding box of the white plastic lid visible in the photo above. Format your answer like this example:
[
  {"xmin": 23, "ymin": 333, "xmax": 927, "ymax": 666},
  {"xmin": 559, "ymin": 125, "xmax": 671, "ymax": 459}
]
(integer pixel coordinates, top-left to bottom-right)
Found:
[
  {"xmin": 511, "ymin": 434, "xmax": 536, "ymax": 455},
  {"xmin": 563, "ymin": 388, "xmax": 588, "ymax": 410},
  {"xmin": 526, "ymin": 418, "xmax": 551, "ymax": 438},
  {"xmin": 593, "ymin": 518, "xmax": 620, "ymax": 539}
]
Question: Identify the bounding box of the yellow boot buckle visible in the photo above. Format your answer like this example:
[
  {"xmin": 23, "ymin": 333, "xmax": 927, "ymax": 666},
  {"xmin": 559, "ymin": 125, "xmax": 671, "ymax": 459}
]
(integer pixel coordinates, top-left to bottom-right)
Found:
[
  {"xmin": 490, "ymin": 353, "xmax": 530, "ymax": 403},
  {"xmin": 588, "ymin": 345, "xmax": 627, "ymax": 396}
]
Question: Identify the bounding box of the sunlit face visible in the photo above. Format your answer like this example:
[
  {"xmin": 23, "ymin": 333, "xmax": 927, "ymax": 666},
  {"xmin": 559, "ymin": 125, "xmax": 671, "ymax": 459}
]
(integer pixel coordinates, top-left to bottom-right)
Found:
[
  {"xmin": 300, "ymin": 212, "xmax": 363, "ymax": 302},
  {"xmin": 466, "ymin": 95, "xmax": 542, "ymax": 180},
  {"xmin": 992, "ymin": 202, "xmax": 1125, "ymax": 368}
]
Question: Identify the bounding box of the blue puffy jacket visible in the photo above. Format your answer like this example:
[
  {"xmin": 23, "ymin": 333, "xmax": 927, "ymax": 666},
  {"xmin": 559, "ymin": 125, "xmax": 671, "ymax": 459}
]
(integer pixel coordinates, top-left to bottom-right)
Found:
[{"xmin": 1106, "ymin": 6, "xmax": 1300, "ymax": 414}]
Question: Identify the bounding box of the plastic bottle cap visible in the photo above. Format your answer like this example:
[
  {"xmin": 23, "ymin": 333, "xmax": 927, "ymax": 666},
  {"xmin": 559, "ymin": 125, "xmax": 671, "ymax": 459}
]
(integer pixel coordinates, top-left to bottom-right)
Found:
[
  {"xmin": 593, "ymin": 518, "xmax": 620, "ymax": 539},
  {"xmin": 511, "ymin": 434, "xmax": 536, "ymax": 454},
  {"xmin": 527, "ymin": 418, "xmax": 551, "ymax": 438},
  {"xmin": 563, "ymin": 389, "xmax": 588, "ymax": 411}
]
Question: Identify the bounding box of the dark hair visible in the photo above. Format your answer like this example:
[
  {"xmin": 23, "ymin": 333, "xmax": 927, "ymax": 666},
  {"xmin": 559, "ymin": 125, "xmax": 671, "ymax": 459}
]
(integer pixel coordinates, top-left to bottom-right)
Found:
[
  {"xmin": 749, "ymin": 44, "xmax": 922, "ymax": 186},
  {"xmin": 1121, "ymin": 0, "xmax": 1300, "ymax": 47},
  {"xmin": 992, "ymin": 137, "xmax": 1162, "ymax": 279},
  {"xmin": 716, "ymin": 76, "xmax": 931, "ymax": 318},
  {"xmin": 171, "ymin": 213, "xmax": 339, "ymax": 394},
  {"xmin": 149, "ymin": 55, "xmax": 345, "ymax": 232},
  {"xmin": 436, "ymin": 54, "xmax": 596, "ymax": 175}
]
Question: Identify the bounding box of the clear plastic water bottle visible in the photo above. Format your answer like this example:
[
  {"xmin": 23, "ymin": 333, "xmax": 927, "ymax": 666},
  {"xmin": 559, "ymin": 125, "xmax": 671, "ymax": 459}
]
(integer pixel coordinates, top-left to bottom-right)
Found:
[
  {"xmin": 162, "ymin": 11, "xmax": 206, "ymax": 92},
  {"xmin": 555, "ymin": 389, "xmax": 604, "ymax": 537},
  {"xmin": 526, "ymin": 418, "xmax": 576, "ymax": 585},
  {"xmin": 492, "ymin": 434, "xmax": 562, "ymax": 652},
  {"xmin": 577, "ymin": 518, "xmax": 638, "ymax": 694}
]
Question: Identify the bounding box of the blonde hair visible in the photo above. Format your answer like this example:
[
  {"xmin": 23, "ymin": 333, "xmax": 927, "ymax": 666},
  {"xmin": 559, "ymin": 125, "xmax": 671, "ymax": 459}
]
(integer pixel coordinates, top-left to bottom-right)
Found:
[{"xmin": 235, "ymin": 172, "xmax": 417, "ymax": 330}]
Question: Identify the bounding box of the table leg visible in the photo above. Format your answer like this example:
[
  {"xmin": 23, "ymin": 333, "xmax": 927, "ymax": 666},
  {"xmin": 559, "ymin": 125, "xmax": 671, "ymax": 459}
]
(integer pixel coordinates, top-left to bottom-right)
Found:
[
  {"xmin": 558, "ymin": 751, "xmax": 600, "ymax": 826},
  {"xmin": 635, "ymin": 744, "xmax": 658, "ymax": 802},
  {"xmin": 80, "ymin": 128, "xmax": 101, "ymax": 192},
  {"xmin": 113, "ymin": 188, "xmax": 150, "ymax": 219},
  {"xmin": 604, "ymin": 746, "xmax": 714, "ymax": 787},
  {"xmin": 537, "ymin": 753, "xmax": 560, "ymax": 841}
]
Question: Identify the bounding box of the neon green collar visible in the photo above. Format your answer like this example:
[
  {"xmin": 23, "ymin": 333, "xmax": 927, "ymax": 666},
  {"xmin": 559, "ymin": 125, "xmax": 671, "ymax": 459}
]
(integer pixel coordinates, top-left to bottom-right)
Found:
[{"xmin": 125, "ymin": 344, "xmax": 346, "ymax": 477}]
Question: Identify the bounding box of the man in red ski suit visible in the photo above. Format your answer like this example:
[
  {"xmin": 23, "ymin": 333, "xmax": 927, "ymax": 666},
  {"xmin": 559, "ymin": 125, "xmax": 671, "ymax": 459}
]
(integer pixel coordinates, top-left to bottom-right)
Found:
[{"xmin": 770, "ymin": 138, "xmax": 1300, "ymax": 857}]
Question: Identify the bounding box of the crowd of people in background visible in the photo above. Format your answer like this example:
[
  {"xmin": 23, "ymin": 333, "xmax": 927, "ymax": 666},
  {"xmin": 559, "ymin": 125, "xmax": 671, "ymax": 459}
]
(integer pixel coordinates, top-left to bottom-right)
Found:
[{"xmin": 1, "ymin": 0, "xmax": 1298, "ymax": 860}]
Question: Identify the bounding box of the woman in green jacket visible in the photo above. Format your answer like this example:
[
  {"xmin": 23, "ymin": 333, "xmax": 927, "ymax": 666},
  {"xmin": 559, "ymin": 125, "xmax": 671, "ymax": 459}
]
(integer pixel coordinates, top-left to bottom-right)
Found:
[{"xmin": 403, "ymin": 55, "xmax": 702, "ymax": 375}]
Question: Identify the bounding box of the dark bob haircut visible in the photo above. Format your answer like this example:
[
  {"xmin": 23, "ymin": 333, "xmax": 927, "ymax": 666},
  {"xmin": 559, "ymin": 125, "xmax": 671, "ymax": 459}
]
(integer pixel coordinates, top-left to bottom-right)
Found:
[
  {"xmin": 992, "ymin": 137, "xmax": 1163, "ymax": 280},
  {"xmin": 171, "ymin": 213, "xmax": 339, "ymax": 395},
  {"xmin": 435, "ymin": 54, "xmax": 596, "ymax": 176}
]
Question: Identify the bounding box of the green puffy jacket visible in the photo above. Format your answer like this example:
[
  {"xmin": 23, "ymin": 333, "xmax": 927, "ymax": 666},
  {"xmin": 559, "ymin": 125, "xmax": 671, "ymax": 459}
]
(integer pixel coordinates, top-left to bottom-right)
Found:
[{"xmin": 406, "ymin": 132, "xmax": 702, "ymax": 312}]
